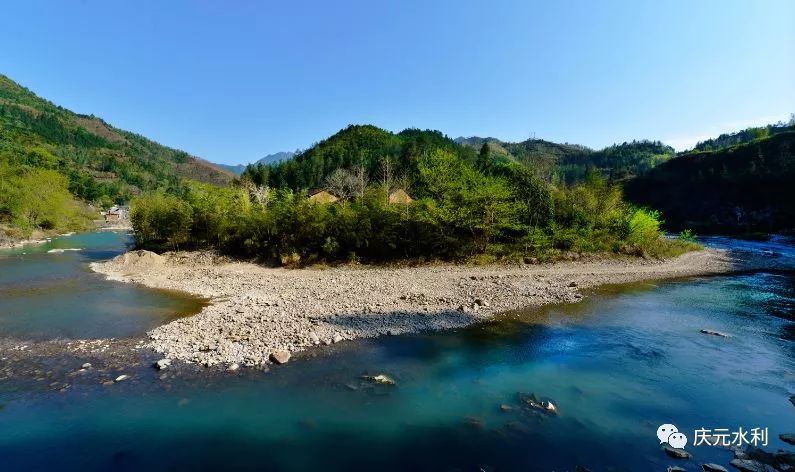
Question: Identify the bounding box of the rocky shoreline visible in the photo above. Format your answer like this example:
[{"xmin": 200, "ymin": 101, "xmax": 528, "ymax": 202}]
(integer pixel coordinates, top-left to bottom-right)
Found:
[{"xmin": 87, "ymin": 248, "xmax": 752, "ymax": 367}]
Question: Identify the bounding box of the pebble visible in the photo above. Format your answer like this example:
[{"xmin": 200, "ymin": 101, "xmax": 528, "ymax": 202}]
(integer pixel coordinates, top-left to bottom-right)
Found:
[
  {"xmin": 114, "ymin": 374, "xmax": 129, "ymax": 382},
  {"xmin": 81, "ymin": 362, "xmax": 92, "ymax": 369},
  {"xmin": 269, "ymin": 350, "xmax": 291, "ymax": 364}
]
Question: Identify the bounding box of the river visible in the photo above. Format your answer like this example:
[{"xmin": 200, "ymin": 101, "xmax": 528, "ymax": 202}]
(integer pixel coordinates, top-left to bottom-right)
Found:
[{"xmin": 0, "ymin": 232, "xmax": 793, "ymax": 471}]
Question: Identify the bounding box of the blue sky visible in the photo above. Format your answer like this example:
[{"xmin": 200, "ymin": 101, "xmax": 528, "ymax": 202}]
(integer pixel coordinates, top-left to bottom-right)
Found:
[{"xmin": 1, "ymin": 0, "xmax": 793, "ymax": 164}]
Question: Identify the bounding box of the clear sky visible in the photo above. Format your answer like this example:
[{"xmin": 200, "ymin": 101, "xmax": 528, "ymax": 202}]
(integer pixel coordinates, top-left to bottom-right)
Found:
[{"xmin": 1, "ymin": 0, "xmax": 793, "ymax": 164}]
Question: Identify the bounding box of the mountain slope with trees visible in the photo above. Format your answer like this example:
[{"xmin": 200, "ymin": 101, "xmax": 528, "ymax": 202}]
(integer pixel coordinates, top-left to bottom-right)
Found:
[
  {"xmin": 0, "ymin": 74, "xmax": 232, "ymax": 202},
  {"xmin": 131, "ymin": 124, "xmax": 693, "ymax": 264},
  {"xmin": 624, "ymin": 131, "xmax": 795, "ymax": 233},
  {"xmin": 456, "ymin": 136, "xmax": 674, "ymax": 184},
  {"xmin": 0, "ymin": 73, "xmax": 232, "ymax": 240}
]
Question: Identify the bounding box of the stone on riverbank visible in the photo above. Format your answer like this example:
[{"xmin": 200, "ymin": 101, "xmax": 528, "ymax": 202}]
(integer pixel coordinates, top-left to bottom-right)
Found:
[
  {"xmin": 363, "ymin": 374, "xmax": 396, "ymax": 385},
  {"xmin": 662, "ymin": 444, "xmax": 690, "ymax": 459},
  {"xmin": 729, "ymin": 459, "xmax": 775, "ymax": 472},
  {"xmin": 781, "ymin": 433, "xmax": 795, "ymax": 445},
  {"xmin": 114, "ymin": 374, "xmax": 129, "ymax": 382},
  {"xmin": 269, "ymin": 350, "xmax": 291, "ymax": 364},
  {"xmin": 700, "ymin": 329, "xmax": 730, "ymax": 337},
  {"xmin": 702, "ymin": 463, "xmax": 728, "ymax": 472},
  {"xmin": 155, "ymin": 358, "xmax": 171, "ymax": 370}
]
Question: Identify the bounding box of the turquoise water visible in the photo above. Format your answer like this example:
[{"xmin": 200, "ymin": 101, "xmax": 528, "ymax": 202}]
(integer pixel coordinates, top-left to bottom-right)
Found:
[
  {"xmin": 0, "ymin": 232, "xmax": 206, "ymax": 340},
  {"xmin": 0, "ymin": 235, "xmax": 794, "ymax": 470}
]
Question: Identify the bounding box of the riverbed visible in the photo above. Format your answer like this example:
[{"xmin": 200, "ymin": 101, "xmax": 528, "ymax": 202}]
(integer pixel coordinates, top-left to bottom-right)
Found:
[{"xmin": 0, "ymin": 233, "xmax": 793, "ymax": 470}]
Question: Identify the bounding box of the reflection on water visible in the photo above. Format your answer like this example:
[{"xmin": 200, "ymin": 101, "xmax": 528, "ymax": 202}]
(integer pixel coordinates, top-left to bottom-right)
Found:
[
  {"xmin": 1, "ymin": 267, "xmax": 793, "ymax": 470},
  {"xmin": 0, "ymin": 232, "xmax": 206, "ymax": 340}
]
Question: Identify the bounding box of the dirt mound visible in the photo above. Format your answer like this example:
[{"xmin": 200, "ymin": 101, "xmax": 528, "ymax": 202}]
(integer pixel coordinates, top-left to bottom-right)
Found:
[{"xmin": 114, "ymin": 250, "xmax": 164, "ymax": 271}]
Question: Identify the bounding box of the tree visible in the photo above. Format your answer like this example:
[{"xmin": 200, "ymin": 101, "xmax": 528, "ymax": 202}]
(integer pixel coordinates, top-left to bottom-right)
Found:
[
  {"xmin": 324, "ymin": 168, "xmax": 357, "ymax": 201},
  {"xmin": 477, "ymin": 142, "xmax": 490, "ymax": 171}
]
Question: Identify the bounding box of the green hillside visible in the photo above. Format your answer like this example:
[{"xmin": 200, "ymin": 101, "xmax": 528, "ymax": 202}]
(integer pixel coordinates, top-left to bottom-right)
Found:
[
  {"xmin": 692, "ymin": 119, "xmax": 794, "ymax": 152},
  {"xmin": 457, "ymin": 137, "xmax": 673, "ymax": 184},
  {"xmin": 0, "ymin": 74, "xmax": 232, "ymax": 202},
  {"xmin": 0, "ymin": 74, "xmax": 232, "ymax": 239},
  {"xmin": 243, "ymin": 125, "xmax": 476, "ymax": 189},
  {"xmin": 624, "ymin": 131, "xmax": 795, "ymax": 233}
]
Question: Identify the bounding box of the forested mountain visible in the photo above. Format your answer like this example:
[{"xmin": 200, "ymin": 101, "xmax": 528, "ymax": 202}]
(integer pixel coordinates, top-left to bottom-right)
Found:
[
  {"xmin": 215, "ymin": 151, "xmax": 295, "ymax": 175},
  {"xmin": 243, "ymin": 125, "xmax": 476, "ymax": 189},
  {"xmin": 692, "ymin": 118, "xmax": 794, "ymax": 152},
  {"xmin": 0, "ymin": 74, "xmax": 232, "ymax": 203},
  {"xmin": 624, "ymin": 131, "xmax": 795, "ymax": 233},
  {"xmin": 0, "ymin": 73, "xmax": 232, "ymax": 239},
  {"xmin": 456, "ymin": 136, "xmax": 673, "ymax": 184}
]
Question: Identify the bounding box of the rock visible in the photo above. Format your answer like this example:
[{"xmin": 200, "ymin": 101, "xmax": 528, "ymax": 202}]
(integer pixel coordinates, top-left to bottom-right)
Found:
[
  {"xmin": 227, "ymin": 363, "xmax": 240, "ymax": 372},
  {"xmin": 154, "ymin": 359, "xmax": 171, "ymax": 370},
  {"xmin": 517, "ymin": 393, "xmax": 558, "ymax": 415},
  {"xmin": 568, "ymin": 281, "xmax": 578, "ymax": 287},
  {"xmin": 541, "ymin": 400, "xmax": 558, "ymax": 414},
  {"xmin": 668, "ymin": 467, "xmax": 687, "ymax": 472},
  {"xmin": 499, "ymin": 404, "xmax": 513, "ymax": 412},
  {"xmin": 790, "ymin": 395, "xmax": 795, "ymax": 407},
  {"xmin": 363, "ymin": 374, "xmax": 396, "ymax": 385},
  {"xmin": 474, "ymin": 298, "xmax": 489, "ymax": 307},
  {"xmin": 662, "ymin": 444, "xmax": 691, "ymax": 459},
  {"xmin": 700, "ymin": 329, "xmax": 730, "ymax": 337},
  {"xmin": 102, "ymin": 380, "xmax": 115, "ymax": 386},
  {"xmin": 729, "ymin": 459, "xmax": 775, "ymax": 472},
  {"xmin": 269, "ymin": 350, "xmax": 291, "ymax": 364},
  {"xmin": 81, "ymin": 362, "xmax": 92, "ymax": 369},
  {"xmin": 308, "ymin": 332, "xmax": 320, "ymax": 345},
  {"xmin": 781, "ymin": 433, "xmax": 795, "ymax": 445},
  {"xmin": 332, "ymin": 334, "xmax": 344, "ymax": 343},
  {"xmin": 464, "ymin": 416, "xmax": 482, "ymax": 428},
  {"xmin": 702, "ymin": 463, "xmax": 728, "ymax": 472},
  {"xmin": 114, "ymin": 374, "xmax": 129, "ymax": 382}
]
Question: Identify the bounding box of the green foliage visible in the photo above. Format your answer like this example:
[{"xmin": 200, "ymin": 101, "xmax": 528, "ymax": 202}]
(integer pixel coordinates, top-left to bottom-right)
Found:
[
  {"xmin": 677, "ymin": 229, "xmax": 696, "ymax": 242},
  {"xmin": 457, "ymin": 137, "xmax": 673, "ymax": 184},
  {"xmin": 0, "ymin": 163, "xmax": 93, "ymax": 236},
  {"xmin": 132, "ymin": 147, "xmax": 683, "ymax": 263},
  {"xmin": 625, "ymin": 131, "xmax": 795, "ymax": 232},
  {"xmin": 129, "ymin": 192, "xmax": 193, "ymax": 249},
  {"xmin": 627, "ymin": 208, "xmax": 661, "ymax": 247},
  {"xmin": 0, "ymin": 74, "xmax": 231, "ymax": 226},
  {"xmin": 246, "ymin": 125, "xmax": 476, "ymax": 191},
  {"xmin": 0, "ymin": 73, "xmax": 233, "ymax": 238},
  {"xmin": 693, "ymin": 121, "xmax": 793, "ymax": 152}
]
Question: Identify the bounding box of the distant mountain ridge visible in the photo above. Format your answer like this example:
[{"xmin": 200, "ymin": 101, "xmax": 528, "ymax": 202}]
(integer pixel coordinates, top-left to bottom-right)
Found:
[
  {"xmin": 456, "ymin": 135, "xmax": 672, "ymax": 183},
  {"xmin": 215, "ymin": 151, "xmax": 296, "ymax": 175}
]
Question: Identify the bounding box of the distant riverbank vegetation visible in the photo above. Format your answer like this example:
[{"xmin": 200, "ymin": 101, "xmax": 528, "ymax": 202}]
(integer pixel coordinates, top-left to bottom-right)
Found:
[{"xmin": 130, "ymin": 139, "xmax": 697, "ymax": 265}]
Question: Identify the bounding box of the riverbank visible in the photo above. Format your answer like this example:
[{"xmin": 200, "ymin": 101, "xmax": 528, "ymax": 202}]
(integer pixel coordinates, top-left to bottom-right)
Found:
[{"xmin": 87, "ymin": 247, "xmax": 768, "ymax": 367}]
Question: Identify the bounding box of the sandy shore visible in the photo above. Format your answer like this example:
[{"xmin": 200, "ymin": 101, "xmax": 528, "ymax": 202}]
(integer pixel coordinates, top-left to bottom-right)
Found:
[{"xmin": 88, "ymin": 248, "xmax": 752, "ymax": 367}]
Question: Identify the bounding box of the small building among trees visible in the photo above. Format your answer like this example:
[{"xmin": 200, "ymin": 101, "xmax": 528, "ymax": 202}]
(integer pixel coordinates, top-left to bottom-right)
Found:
[
  {"xmin": 308, "ymin": 189, "xmax": 339, "ymax": 204},
  {"xmin": 388, "ymin": 189, "xmax": 413, "ymax": 204}
]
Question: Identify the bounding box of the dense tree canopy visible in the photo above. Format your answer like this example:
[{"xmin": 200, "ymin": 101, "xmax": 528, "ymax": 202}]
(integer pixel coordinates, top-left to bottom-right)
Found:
[{"xmin": 625, "ymin": 131, "xmax": 795, "ymax": 233}]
